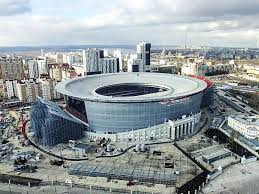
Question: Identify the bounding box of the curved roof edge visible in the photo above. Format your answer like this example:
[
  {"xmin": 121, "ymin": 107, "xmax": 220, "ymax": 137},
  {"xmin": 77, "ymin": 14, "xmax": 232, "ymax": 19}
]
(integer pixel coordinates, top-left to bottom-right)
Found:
[{"xmin": 56, "ymin": 73, "xmax": 208, "ymax": 103}]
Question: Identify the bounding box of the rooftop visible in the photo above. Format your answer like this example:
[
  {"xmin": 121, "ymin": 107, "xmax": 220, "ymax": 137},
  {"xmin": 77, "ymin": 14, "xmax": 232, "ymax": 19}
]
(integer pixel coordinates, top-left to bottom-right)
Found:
[
  {"xmin": 56, "ymin": 72, "xmax": 207, "ymax": 102},
  {"xmin": 229, "ymin": 115, "xmax": 259, "ymax": 127}
]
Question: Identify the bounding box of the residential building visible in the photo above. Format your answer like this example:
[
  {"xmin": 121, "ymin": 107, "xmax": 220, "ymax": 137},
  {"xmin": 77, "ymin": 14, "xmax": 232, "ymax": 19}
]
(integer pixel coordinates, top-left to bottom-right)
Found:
[
  {"xmin": 71, "ymin": 64, "xmax": 84, "ymax": 76},
  {"xmin": 39, "ymin": 78, "xmax": 61, "ymax": 100},
  {"xmin": 36, "ymin": 57, "xmax": 48, "ymax": 75},
  {"xmin": 49, "ymin": 63, "xmax": 77, "ymax": 81},
  {"xmin": 49, "ymin": 64, "xmax": 66, "ymax": 81},
  {"xmin": 16, "ymin": 80, "xmax": 40, "ymax": 103},
  {"xmin": 27, "ymin": 58, "xmax": 39, "ymax": 79},
  {"xmin": 100, "ymin": 57, "xmax": 119, "ymax": 73},
  {"xmin": 17, "ymin": 83, "xmax": 27, "ymax": 103},
  {"xmin": 26, "ymin": 80, "xmax": 40, "ymax": 103},
  {"xmin": 45, "ymin": 52, "xmax": 64, "ymax": 63},
  {"xmin": 0, "ymin": 57, "xmax": 24, "ymax": 80},
  {"xmin": 61, "ymin": 68, "xmax": 77, "ymax": 80},
  {"xmin": 181, "ymin": 60, "xmax": 235, "ymax": 76},
  {"xmin": 3, "ymin": 80, "xmax": 19, "ymax": 99},
  {"xmin": 82, "ymin": 49, "xmax": 119, "ymax": 75},
  {"xmin": 82, "ymin": 49, "xmax": 104, "ymax": 74},
  {"xmin": 0, "ymin": 79, "xmax": 4, "ymax": 98}
]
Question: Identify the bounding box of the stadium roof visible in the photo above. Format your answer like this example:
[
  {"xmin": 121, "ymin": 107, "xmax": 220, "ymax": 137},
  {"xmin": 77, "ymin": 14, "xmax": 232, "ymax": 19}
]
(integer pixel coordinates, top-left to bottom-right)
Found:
[{"xmin": 56, "ymin": 73, "xmax": 207, "ymax": 102}]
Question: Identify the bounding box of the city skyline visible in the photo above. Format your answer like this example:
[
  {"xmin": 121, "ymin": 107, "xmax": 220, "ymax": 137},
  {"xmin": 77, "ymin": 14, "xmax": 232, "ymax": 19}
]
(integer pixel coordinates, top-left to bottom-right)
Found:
[{"xmin": 1, "ymin": 0, "xmax": 259, "ymax": 47}]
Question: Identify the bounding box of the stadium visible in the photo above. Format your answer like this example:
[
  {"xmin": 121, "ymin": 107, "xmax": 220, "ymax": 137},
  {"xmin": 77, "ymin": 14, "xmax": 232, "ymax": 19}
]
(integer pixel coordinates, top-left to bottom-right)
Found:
[{"xmin": 56, "ymin": 73, "xmax": 208, "ymax": 134}]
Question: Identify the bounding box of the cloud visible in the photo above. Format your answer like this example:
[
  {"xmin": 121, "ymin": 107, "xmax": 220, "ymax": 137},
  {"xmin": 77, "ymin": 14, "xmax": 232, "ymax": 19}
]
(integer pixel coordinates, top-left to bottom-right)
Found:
[
  {"xmin": 81, "ymin": 0, "xmax": 259, "ymax": 31},
  {"xmin": 1, "ymin": 0, "xmax": 259, "ymax": 47},
  {"xmin": 0, "ymin": 0, "xmax": 31, "ymax": 16}
]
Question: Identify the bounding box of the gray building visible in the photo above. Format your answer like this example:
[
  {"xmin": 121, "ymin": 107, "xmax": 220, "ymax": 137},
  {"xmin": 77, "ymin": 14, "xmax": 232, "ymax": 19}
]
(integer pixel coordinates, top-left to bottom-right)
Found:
[
  {"xmin": 56, "ymin": 73, "xmax": 207, "ymax": 134},
  {"xmin": 136, "ymin": 42, "xmax": 151, "ymax": 72},
  {"xmin": 82, "ymin": 49, "xmax": 104, "ymax": 74},
  {"xmin": 27, "ymin": 59, "xmax": 39, "ymax": 79},
  {"xmin": 100, "ymin": 57, "xmax": 119, "ymax": 73},
  {"xmin": 82, "ymin": 49, "xmax": 119, "ymax": 75},
  {"xmin": 35, "ymin": 57, "xmax": 48, "ymax": 75}
]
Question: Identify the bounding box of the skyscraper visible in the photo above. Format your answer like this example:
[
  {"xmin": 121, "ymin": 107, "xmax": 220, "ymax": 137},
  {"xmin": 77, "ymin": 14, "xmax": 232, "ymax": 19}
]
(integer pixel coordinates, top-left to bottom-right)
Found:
[
  {"xmin": 136, "ymin": 42, "xmax": 151, "ymax": 72},
  {"xmin": 113, "ymin": 49, "xmax": 123, "ymax": 72},
  {"xmin": 127, "ymin": 43, "xmax": 151, "ymax": 72}
]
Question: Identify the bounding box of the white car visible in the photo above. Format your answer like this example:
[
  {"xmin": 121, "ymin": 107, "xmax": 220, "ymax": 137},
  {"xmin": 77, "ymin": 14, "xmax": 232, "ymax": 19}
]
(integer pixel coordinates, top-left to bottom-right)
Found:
[{"xmin": 65, "ymin": 179, "xmax": 73, "ymax": 184}]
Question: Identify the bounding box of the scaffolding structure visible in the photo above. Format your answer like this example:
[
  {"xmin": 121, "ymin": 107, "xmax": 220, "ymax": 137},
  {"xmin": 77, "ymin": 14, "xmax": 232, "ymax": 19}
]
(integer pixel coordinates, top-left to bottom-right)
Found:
[
  {"xmin": 30, "ymin": 97, "xmax": 86, "ymax": 146},
  {"xmin": 68, "ymin": 161, "xmax": 176, "ymax": 185}
]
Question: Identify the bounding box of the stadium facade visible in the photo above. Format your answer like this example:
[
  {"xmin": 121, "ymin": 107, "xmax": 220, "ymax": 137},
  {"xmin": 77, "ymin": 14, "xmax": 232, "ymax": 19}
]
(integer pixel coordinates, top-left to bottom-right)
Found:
[
  {"xmin": 30, "ymin": 73, "xmax": 212, "ymax": 146},
  {"xmin": 30, "ymin": 97, "xmax": 86, "ymax": 146}
]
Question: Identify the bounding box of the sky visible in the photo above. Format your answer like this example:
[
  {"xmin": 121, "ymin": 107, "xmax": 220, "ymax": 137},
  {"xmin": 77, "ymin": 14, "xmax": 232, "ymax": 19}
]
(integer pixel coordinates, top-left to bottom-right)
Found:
[{"xmin": 1, "ymin": 0, "xmax": 259, "ymax": 47}]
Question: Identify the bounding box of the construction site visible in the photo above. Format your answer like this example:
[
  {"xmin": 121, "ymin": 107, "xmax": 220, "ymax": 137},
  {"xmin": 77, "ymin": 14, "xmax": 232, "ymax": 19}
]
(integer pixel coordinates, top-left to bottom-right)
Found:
[
  {"xmin": 1, "ymin": 89, "xmax": 254, "ymax": 194},
  {"xmin": 0, "ymin": 106, "xmax": 206, "ymax": 194}
]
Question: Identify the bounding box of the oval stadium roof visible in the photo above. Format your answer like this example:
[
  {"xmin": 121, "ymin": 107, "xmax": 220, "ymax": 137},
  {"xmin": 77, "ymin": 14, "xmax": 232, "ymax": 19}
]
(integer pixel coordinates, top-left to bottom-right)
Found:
[{"xmin": 56, "ymin": 72, "xmax": 208, "ymax": 102}]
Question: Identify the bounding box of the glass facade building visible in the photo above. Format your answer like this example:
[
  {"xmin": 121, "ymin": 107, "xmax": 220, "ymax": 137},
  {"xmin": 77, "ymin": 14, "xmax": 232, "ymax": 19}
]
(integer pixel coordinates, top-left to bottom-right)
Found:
[
  {"xmin": 56, "ymin": 73, "xmax": 208, "ymax": 135},
  {"xmin": 30, "ymin": 97, "xmax": 86, "ymax": 146},
  {"xmin": 84, "ymin": 92, "xmax": 203, "ymax": 133}
]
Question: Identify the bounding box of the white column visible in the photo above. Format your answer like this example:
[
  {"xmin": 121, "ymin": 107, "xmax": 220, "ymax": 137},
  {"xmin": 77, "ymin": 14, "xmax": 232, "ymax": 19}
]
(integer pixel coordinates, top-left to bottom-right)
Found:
[
  {"xmin": 183, "ymin": 124, "xmax": 187, "ymax": 135},
  {"xmin": 171, "ymin": 126, "xmax": 175, "ymax": 140},
  {"xmin": 175, "ymin": 126, "xmax": 179, "ymax": 139},
  {"xmin": 186, "ymin": 123, "xmax": 189, "ymax": 135},
  {"xmin": 191, "ymin": 122, "xmax": 194, "ymax": 134},
  {"xmin": 179, "ymin": 125, "xmax": 183, "ymax": 137}
]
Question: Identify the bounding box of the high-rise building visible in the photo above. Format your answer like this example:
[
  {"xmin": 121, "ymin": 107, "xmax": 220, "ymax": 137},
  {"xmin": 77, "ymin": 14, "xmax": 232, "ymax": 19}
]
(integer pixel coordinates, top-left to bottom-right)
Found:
[
  {"xmin": 5, "ymin": 80, "xmax": 15, "ymax": 99},
  {"xmin": 49, "ymin": 64, "xmax": 63, "ymax": 81},
  {"xmin": 17, "ymin": 83, "xmax": 27, "ymax": 103},
  {"xmin": 67, "ymin": 55, "xmax": 75, "ymax": 65},
  {"xmin": 26, "ymin": 80, "xmax": 40, "ymax": 103},
  {"xmin": 3, "ymin": 80, "xmax": 19, "ymax": 99},
  {"xmin": 127, "ymin": 43, "xmax": 151, "ymax": 72},
  {"xmin": 127, "ymin": 54, "xmax": 141, "ymax": 72},
  {"xmin": 100, "ymin": 57, "xmax": 119, "ymax": 73},
  {"xmin": 82, "ymin": 49, "xmax": 121, "ymax": 75},
  {"xmin": 82, "ymin": 49, "xmax": 104, "ymax": 75},
  {"xmin": 136, "ymin": 42, "xmax": 151, "ymax": 72},
  {"xmin": 14, "ymin": 79, "xmax": 40, "ymax": 103},
  {"xmin": 36, "ymin": 57, "xmax": 48, "ymax": 75},
  {"xmin": 0, "ymin": 79, "xmax": 4, "ymax": 98},
  {"xmin": 39, "ymin": 78, "xmax": 61, "ymax": 100},
  {"xmin": 113, "ymin": 49, "xmax": 123, "ymax": 72},
  {"xmin": 28, "ymin": 59, "xmax": 39, "ymax": 79}
]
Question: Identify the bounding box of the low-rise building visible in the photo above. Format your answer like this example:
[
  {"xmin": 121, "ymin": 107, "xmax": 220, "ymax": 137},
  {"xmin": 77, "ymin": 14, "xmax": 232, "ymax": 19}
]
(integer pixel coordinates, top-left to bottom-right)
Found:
[
  {"xmin": 49, "ymin": 63, "xmax": 78, "ymax": 81},
  {"xmin": 181, "ymin": 60, "xmax": 235, "ymax": 76},
  {"xmin": 228, "ymin": 115, "xmax": 259, "ymax": 140}
]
